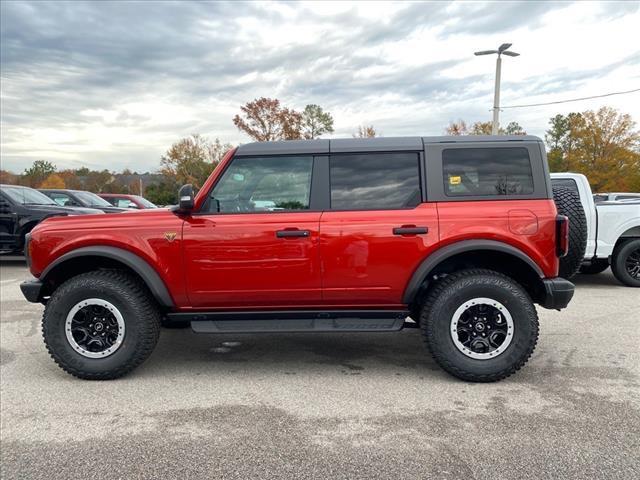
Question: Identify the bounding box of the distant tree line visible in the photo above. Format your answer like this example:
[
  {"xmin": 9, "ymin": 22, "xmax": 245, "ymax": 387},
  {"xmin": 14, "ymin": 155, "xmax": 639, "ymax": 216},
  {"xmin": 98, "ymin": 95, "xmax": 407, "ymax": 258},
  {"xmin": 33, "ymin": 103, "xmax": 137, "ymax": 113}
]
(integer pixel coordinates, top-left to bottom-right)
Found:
[{"xmin": 1, "ymin": 102, "xmax": 638, "ymax": 201}]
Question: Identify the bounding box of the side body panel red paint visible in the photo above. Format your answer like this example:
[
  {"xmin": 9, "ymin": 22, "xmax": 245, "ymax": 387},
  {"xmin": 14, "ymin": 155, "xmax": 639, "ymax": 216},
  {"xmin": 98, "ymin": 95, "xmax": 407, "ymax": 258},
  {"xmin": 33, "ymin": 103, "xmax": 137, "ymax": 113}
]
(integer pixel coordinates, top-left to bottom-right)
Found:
[
  {"xmin": 28, "ymin": 209, "xmax": 188, "ymax": 305},
  {"xmin": 319, "ymin": 204, "xmax": 440, "ymax": 305},
  {"xmin": 436, "ymin": 199, "xmax": 559, "ymax": 278},
  {"xmin": 182, "ymin": 212, "xmax": 322, "ymax": 308}
]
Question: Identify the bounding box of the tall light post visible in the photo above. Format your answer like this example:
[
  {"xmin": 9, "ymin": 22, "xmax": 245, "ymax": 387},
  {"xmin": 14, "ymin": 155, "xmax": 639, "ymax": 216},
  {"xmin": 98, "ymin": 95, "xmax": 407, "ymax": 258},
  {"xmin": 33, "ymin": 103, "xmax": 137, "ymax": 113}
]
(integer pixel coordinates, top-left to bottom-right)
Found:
[{"xmin": 475, "ymin": 43, "xmax": 519, "ymax": 134}]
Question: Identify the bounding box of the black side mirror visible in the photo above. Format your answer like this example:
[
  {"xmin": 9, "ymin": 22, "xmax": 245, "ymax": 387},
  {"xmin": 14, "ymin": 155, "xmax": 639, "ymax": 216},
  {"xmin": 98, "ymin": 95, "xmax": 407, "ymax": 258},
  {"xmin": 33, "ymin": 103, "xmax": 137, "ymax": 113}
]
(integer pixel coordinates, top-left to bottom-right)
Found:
[{"xmin": 178, "ymin": 184, "xmax": 194, "ymax": 212}]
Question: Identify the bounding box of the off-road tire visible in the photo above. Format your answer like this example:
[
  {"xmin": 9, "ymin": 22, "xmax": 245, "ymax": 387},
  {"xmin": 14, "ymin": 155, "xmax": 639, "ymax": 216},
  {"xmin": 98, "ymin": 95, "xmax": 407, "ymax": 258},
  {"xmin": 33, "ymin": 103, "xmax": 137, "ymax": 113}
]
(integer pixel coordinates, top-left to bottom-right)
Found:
[
  {"xmin": 553, "ymin": 185, "xmax": 587, "ymax": 279},
  {"xmin": 611, "ymin": 239, "xmax": 640, "ymax": 287},
  {"xmin": 42, "ymin": 270, "xmax": 161, "ymax": 379},
  {"xmin": 579, "ymin": 259, "xmax": 609, "ymax": 275},
  {"xmin": 420, "ymin": 269, "xmax": 539, "ymax": 382}
]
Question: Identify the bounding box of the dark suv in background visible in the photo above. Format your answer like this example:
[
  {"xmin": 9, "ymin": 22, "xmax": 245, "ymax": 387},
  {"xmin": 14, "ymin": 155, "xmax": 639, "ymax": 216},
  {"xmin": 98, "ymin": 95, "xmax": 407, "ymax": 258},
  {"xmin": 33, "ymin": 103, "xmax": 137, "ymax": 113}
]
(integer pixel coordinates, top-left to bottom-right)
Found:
[
  {"xmin": 39, "ymin": 189, "xmax": 128, "ymax": 213},
  {"xmin": 0, "ymin": 185, "xmax": 103, "ymax": 254}
]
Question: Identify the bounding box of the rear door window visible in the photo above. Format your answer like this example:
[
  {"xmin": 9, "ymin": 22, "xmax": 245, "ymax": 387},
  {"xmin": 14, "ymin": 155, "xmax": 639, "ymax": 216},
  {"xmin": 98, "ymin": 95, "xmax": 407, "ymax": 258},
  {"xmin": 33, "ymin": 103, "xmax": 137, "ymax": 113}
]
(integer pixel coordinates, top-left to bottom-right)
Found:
[
  {"xmin": 329, "ymin": 153, "xmax": 421, "ymax": 210},
  {"xmin": 443, "ymin": 148, "xmax": 534, "ymax": 197}
]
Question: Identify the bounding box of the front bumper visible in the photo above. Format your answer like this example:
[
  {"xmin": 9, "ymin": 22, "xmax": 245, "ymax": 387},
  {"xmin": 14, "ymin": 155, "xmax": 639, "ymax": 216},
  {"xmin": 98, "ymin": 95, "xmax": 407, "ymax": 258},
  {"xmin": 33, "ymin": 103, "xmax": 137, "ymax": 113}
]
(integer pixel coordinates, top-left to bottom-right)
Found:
[
  {"xmin": 540, "ymin": 277, "xmax": 575, "ymax": 310},
  {"xmin": 21, "ymin": 279, "xmax": 43, "ymax": 303}
]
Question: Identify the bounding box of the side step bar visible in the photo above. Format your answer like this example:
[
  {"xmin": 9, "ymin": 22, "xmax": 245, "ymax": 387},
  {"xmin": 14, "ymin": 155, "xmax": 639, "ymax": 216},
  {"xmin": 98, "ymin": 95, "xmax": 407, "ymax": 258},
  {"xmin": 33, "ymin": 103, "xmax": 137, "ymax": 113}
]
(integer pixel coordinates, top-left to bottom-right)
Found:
[{"xmin": 165, "ymin": 310, "xmax": 411, "ymax": 333}]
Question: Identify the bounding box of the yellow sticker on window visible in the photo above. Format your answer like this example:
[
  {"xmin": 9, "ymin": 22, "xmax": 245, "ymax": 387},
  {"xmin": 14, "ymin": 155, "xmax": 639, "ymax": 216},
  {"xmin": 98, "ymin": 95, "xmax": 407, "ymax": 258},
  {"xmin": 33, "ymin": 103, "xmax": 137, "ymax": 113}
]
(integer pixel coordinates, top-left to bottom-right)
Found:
[{"xmin": 449, "ymin": 175, "xmax": 461, "ymax": 185}]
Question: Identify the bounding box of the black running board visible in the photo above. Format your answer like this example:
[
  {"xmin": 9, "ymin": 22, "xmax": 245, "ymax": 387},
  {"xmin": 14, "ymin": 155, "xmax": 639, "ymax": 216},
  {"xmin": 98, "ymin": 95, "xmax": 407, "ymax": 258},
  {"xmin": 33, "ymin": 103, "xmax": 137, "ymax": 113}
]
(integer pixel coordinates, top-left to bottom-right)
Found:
[{"xmin": 166, "ymin": 310, "xmax": 410, "ymax": 333}]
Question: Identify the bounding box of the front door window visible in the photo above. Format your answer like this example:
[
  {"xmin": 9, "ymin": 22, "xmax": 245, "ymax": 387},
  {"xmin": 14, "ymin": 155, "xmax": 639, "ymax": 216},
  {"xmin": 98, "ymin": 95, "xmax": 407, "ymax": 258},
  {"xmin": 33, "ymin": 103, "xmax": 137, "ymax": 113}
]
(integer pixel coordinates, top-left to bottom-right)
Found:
[{"xmin": 207, "ymin": 156, "xmax": 313, "ymax": 213}]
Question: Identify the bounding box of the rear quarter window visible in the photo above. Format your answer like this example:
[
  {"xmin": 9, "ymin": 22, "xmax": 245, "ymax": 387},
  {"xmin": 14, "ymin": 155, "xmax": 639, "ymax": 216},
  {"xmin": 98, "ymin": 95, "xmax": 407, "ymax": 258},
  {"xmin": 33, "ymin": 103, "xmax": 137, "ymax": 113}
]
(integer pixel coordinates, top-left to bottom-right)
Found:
[{"xmin": 443, "ymin": 147, "xmax": 534, "ymax": 197}]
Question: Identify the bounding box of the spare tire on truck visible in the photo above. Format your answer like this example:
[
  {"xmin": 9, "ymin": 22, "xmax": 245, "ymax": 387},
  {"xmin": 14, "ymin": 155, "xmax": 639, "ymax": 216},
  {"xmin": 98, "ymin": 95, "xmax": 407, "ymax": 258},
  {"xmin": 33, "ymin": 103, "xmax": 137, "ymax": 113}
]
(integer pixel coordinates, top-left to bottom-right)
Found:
[{"xmin": 552, "ymin": 185, "xmax": 587, "ymax": 279}]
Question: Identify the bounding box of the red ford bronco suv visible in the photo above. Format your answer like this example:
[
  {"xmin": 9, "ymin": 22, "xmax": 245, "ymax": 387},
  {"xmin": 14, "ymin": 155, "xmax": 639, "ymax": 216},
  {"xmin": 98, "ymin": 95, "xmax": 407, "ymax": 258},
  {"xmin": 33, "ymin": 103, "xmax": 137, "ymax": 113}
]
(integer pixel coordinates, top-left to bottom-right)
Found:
[{"xmin": 21, "ymin": 136, "xmax": 575, "ymax": 382}]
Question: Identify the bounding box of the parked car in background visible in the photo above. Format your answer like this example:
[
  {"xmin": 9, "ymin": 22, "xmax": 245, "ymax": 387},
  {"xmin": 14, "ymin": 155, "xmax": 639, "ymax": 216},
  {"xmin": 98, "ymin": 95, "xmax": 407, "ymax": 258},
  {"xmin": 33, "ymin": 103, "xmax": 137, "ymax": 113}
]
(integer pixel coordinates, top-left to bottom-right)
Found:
[
  {"xmin": 1, "ymin": 185, "xmax": 103, "ymax": 254},
  {"xmin": 551, "ymin": 173, "xmax": 640, "ymax": 286},
  {"xmin": 39, "ymin": 189, "xmax": 128, "ymax": 213},
  {"xmin": 594, "ymin": 192, "xmax": 640, "ymax": 203},
  {"xmin": 98, "ymin": 193, "xmax": 158, "ymax": 209}
]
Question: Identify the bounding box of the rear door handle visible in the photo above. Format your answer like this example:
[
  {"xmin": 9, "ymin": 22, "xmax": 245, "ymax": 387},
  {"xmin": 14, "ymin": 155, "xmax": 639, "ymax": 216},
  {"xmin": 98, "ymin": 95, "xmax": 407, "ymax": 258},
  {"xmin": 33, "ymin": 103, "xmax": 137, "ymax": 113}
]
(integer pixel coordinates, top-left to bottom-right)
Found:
[
  {"xmin": 276, "ymin": 229, "xmax": 311, "ymax": 238},
  {"xmin": 393, "ymin": 226, "xmax": 428, "ymax": 235}
]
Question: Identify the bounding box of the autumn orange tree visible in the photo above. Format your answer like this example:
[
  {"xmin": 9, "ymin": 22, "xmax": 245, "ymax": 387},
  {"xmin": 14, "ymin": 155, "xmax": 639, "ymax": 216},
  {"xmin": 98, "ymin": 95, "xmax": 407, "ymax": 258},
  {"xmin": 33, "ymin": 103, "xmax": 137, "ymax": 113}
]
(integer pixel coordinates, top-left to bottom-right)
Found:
[
  {"xmin": 353, "ymin": 125, "xmax": 378, "ymax": 138},
  {"xmin": 445, "ymin": 120, "xmax": 526, "ymax": 135},
  {"xmin": 233, "ymin": 98, "xmax": 303, "ymax": 141},
  {"xmin": 160, "ymin": 134, "xmax": 232, "ymax": 188},
  {"xmin": 39, "ymin": 173, "xmax": 66, "ymax": 189},
  {"xmin": 545, "ymin": 107, "xmax": 640, "ymax": 191}
]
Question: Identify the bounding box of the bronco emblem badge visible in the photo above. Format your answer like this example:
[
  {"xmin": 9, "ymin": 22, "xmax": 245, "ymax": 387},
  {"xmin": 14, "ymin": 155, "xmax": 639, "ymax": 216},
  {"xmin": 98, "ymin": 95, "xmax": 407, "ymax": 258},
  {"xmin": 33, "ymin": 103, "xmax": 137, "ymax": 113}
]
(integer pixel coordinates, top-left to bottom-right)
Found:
[{"xmin": 164, "ymin": 232, "xmax": 177, "ymax": 242}]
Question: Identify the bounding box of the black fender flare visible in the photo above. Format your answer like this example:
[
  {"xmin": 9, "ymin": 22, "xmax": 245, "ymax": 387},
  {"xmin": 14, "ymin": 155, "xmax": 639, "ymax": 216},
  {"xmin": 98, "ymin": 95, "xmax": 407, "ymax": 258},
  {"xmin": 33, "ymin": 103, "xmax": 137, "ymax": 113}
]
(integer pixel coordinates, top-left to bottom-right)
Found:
[
  {"xmin": 41, "ymin": 246, "xmax": 174, "ymax": 307},
  {"xmin": 402, "ymin": 239, "xmax": 545, "ymax": 304}
]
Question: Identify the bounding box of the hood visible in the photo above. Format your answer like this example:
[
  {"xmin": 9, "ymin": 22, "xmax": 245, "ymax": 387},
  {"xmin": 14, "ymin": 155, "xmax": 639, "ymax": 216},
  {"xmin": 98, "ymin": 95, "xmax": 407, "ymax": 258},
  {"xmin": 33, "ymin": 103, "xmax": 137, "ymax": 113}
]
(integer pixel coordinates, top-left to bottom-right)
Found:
[
  {"xmin": 33, "ymin": 206, "xmax": 174, "ymax": 232},
  {"xmin": 25, "ymin": 204, "xmax": 105, "ymax": 216},
  {"xmin": 91, "ymin": 206, "xmax": 130, "ymax": 213}
]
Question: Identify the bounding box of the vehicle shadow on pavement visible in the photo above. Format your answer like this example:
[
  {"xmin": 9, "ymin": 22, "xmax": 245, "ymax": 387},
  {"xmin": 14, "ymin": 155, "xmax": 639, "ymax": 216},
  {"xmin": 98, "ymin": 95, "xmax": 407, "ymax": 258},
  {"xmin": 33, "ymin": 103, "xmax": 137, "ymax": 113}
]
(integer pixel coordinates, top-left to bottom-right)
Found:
[
  {"xmin": 142, "ymin": 328, "xmax": 449, "ymax": 379},
  {"xmin": 571, "ymin": 270, "xmax": 626, "ymax": 288}
]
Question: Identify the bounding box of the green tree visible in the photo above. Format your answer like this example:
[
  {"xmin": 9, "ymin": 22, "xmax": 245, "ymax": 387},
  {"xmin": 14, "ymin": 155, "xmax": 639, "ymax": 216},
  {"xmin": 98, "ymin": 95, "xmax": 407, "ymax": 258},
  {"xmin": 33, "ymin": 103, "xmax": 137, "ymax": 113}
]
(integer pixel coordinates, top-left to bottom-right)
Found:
[
  {"xmin": 145, "ymin": 178, "xmax": 179, "ymax": 206},
  {"xmin": 22, "ymin": 160, "xmax": 56, "ymax": 187},
  {"xmin": 503, "ymin": 121, "xmax": 526, "ymax": 135},
  {"xmin": 301, "ymin": 104, "xmax": 334, "ymax": 139}
]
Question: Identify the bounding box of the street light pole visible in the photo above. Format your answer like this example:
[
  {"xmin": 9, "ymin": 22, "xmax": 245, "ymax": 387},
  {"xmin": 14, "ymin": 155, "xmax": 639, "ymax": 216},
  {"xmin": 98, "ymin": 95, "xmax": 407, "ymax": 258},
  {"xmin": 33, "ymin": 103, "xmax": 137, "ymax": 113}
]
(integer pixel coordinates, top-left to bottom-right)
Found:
[
  {"xmin": 475, "ymin": 43, "xmax": 519, "ymax": 135},
  {"xmin": 492, "ymin": 55, "xmax": 502, "ymax": 135}
]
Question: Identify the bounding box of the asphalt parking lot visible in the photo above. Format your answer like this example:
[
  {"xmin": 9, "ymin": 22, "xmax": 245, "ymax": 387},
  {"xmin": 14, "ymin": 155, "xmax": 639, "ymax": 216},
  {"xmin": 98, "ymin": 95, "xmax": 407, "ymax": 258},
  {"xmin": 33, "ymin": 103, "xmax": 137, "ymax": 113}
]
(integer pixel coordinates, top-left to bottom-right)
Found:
[{"xmin": 0, "ymin": 260, "xmax": 638, "ymax": 480}]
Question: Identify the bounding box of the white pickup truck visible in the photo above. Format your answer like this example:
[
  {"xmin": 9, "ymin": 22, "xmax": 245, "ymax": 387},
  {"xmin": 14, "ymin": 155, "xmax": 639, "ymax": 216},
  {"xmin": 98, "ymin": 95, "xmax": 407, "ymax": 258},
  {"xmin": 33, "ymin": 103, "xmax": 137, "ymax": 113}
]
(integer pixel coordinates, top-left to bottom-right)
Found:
[{"xmin": 551, "ymin": 173, "xmax": 640, "ymax": 287}]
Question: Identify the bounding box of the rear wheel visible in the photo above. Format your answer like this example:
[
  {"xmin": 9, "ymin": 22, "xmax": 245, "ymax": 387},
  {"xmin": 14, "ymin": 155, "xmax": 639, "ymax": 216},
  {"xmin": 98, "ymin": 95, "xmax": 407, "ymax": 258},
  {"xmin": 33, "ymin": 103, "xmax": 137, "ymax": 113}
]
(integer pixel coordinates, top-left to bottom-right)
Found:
[
  {"xmin": 579, "ymin": 259, "xmax": 609, "ymax": 275},
  {"xmin": 42, "ymin": 270, "xmax": 161, "ymax": 379},
  {"xmin": 553, "ymin": 185, "xmax": 587, "ymax": 279},
  {"xmin": 611, "ymin": 239, "xmax": 640, "ymax": 287},
  {"xmin": 420, "ymin": 269, "xmax": 539, "ymax": 382}
]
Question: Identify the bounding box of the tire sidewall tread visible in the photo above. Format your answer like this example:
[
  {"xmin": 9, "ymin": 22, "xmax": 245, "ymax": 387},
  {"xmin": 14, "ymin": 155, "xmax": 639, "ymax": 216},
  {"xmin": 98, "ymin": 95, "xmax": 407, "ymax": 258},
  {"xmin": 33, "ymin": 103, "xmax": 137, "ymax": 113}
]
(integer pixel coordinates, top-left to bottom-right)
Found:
[
  {"xmin": 42, "ymin": 270, "xmax": 161, "ymax": 380},
  {"xmin": 420, "ymin": 269, "xmax": 539, "ymax": 382},
  {"xmin": 611, "ymin": 239, "xmax": 640, "ymax": 287}
]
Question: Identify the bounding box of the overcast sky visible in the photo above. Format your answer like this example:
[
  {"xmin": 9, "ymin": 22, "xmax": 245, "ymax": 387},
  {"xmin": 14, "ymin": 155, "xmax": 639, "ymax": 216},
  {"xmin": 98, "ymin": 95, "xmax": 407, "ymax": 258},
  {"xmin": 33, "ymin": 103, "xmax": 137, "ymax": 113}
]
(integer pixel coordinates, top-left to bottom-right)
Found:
[{"xmin": 1, "ymin": 0, "xmax": 639, "ymax": 173}]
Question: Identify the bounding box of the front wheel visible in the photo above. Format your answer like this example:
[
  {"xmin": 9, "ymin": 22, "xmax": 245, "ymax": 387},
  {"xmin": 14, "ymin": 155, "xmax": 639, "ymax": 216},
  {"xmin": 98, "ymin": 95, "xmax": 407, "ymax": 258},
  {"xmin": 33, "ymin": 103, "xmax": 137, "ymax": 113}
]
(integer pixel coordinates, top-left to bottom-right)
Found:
[
  {"xmin": 420, "ymin": 269, "xmax": 539, "ymax": 382},
  {"xmin": 42, "ymin": 270, "xmax": 161, "ymax": 379},
  {"xmin": 611, "ymin": 239, "xmax": 640, "ymax": 287}
]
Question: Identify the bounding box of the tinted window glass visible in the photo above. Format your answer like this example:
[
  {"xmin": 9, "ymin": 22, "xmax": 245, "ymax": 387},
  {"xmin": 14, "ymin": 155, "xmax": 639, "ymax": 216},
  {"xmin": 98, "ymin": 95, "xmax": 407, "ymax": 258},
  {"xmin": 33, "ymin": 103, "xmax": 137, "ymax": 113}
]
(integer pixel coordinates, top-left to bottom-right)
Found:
[
  {"xmin": 47, "ymin": 192, "xmax": 74, "ymax": 206},
  {"xmin": 208, "ymin": 156, "xmax": 313, "ymax": 213},
  {"xmin": 330, "ymin": 153, "xmax": 421, "ymax": 210},
  {"xmin": 74, "ymin": 191, "xmax": 112, "ymax": 207},
  {"xmin": 443, "ymin": 148, "xmax": 534, "ymax": 197},
  {"xmin": 2, "ymin": 187, "xmax": 57, "ymax": 205}
]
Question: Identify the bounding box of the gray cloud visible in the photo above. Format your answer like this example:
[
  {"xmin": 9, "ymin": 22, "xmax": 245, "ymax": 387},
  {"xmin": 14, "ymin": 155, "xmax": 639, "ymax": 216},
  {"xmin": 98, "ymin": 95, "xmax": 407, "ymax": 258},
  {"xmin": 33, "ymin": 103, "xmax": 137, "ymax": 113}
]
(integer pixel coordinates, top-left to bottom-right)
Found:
[{"xmin": 1, "ymin": 0, "xmax": 638, "ymax": 172}]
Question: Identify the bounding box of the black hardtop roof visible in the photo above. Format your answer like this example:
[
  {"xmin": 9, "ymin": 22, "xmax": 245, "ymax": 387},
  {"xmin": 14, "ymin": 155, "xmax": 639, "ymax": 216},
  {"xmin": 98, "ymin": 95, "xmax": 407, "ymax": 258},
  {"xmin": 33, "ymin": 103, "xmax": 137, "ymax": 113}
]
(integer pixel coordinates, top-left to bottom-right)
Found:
[{"xmin": 235, "ymin": 135, "xmax": 543, "ymax": 156}]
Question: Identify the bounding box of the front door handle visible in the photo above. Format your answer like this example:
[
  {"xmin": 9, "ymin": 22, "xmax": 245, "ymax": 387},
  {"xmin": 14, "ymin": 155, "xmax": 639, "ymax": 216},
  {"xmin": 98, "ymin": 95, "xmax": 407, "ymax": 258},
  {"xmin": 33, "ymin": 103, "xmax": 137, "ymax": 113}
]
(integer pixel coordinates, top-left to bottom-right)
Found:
[
  {"xmin": 393, "ymin": 226, "xmax": 428, "ymax": 235},
  {"xmin": 276, "ymin": 229, "xmax": 311, "ymax": 238}
]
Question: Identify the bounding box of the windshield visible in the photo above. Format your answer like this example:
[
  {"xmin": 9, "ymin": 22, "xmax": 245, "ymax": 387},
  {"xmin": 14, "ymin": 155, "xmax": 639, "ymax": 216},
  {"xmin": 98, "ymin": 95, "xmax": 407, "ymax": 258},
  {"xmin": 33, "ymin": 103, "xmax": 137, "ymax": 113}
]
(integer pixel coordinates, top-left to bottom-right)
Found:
[
  {"xmin": 133, "ymin": 196, "xmax": 157, "ymax": 208},
  {"xmin": 73, "ymin": 191, "xmax": 112, "ymax": 207},
  {"xmin": 2, "ymin": 186, "xmax": 58, "ymax": 205}
]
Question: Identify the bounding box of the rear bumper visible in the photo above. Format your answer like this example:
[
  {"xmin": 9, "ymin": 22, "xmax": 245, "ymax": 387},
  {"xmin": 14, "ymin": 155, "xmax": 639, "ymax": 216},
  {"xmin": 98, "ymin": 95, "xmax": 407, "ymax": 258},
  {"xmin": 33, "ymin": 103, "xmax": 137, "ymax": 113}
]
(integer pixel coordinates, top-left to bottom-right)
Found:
[
  {"xmin": 20, "ymin": 279, "xmax": 43, "ymax": 303},
  {"xmin": 539, "ymin": 277, "xmax": 575, "ymax": 310}
]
